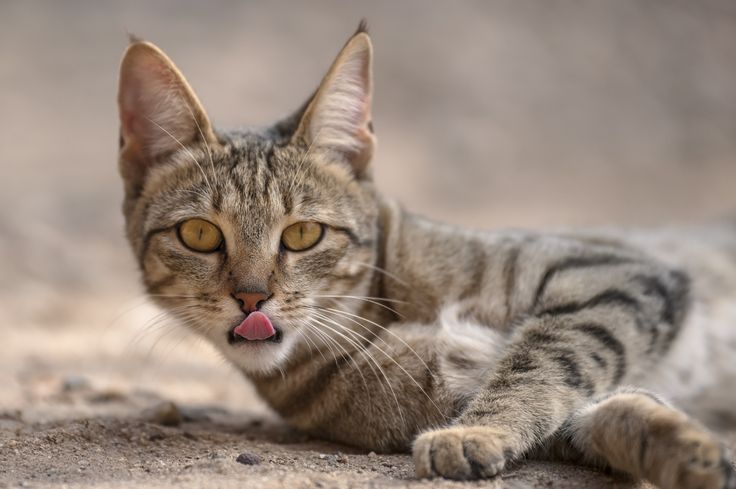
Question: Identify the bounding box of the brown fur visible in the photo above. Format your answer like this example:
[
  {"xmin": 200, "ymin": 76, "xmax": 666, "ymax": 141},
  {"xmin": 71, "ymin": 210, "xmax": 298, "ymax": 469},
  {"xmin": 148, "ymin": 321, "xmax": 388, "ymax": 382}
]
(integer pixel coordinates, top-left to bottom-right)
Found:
[{"xmin": 117, "ymin": 26, "xmax": 736, "ymax": 488}]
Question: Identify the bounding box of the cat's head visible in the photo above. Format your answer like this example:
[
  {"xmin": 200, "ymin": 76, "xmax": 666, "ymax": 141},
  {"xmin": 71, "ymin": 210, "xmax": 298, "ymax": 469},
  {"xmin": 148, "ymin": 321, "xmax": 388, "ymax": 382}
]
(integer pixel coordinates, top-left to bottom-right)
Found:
[{"xmin": 117, "ymin": 25, "xmax": 381, "ymax": 374}]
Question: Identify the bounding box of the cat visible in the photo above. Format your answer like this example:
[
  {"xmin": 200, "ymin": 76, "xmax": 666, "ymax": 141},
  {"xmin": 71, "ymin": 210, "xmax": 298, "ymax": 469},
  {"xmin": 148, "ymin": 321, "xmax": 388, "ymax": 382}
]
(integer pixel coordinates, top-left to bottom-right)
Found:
[{"xmin": 116, "ymin": 23, "xmax": 736, "ymax": 488}]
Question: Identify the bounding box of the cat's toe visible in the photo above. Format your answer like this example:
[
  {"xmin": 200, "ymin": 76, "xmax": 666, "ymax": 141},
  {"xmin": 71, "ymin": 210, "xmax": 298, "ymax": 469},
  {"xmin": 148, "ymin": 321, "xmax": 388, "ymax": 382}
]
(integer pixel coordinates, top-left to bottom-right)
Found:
[
  {"xmin": 651, "ymin": 424, "xmax": 735, "ymax": 489},
  {"xmin": 678, "ymin": 444, "xmax": 736, "ymax": 489},
  {"xmin": 413, "ymin": 426, "xmax": 511, "ymax": 480}
]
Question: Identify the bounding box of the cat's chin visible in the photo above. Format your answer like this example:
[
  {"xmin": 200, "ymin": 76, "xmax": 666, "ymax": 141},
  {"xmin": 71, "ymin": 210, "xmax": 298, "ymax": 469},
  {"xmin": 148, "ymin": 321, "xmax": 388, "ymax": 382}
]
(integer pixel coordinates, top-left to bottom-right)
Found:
[{"xmin": 218, "ymin": 330, "xmax": 297, "ymax": 375}]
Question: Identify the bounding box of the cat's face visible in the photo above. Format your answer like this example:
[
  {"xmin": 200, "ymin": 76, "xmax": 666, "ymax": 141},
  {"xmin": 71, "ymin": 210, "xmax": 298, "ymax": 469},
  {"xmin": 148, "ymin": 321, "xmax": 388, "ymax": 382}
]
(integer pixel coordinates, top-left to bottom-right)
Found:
[{"xmin": 117, "ymin": 28, "xmax": 379, "ymax": 374}]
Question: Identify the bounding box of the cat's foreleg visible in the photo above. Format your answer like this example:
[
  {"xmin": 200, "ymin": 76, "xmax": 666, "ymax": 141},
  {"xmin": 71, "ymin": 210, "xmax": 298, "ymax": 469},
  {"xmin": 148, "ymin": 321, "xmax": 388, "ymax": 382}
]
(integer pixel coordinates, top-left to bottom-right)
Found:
[
  {"xmin": 414, "ymin": 314, "xmax": 608, "ymax": 479},
  {"xmin": 547, "ymin": 388, "xmax": 735, "ymax": 489},
  {"xmin": 414, "ymin": 261, "xmax": 691, "ymax": 480}
]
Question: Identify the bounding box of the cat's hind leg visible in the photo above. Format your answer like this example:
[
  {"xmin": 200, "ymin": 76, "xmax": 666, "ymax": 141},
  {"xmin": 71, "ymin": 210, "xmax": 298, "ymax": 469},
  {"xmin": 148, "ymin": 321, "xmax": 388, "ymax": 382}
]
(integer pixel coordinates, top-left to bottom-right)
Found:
[{"xmin": 553, "ymin": 388, "xmax": 735, "ymax": 489}]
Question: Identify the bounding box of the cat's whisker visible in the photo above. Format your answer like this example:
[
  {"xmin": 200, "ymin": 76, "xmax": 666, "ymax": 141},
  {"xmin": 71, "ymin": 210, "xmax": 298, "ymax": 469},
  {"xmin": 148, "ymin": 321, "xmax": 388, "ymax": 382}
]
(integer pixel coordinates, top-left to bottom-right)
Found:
[
  {"xmin": 352, "ymin": 261, "xmax": 412, "ymax": 290},
  {"xmin": 294, "ymin": 318, "xmax": 328, "ymax": 363},
  {"xmin": 293, "ymin": 327, "xmax": 318, "ymax": 359},
  {"xmin": 305, "ymin": 319, "xmax": 379, "ymax": 406},
  {"xmin": 299, "ymin": 301, "xmax": 409, "ymax": 415},
  {"xmin": 131, "ymin": 304, "xmax": 201, "ymax": 345},
  {"xmin": 311, "ymin": 304, "xmax": 394, "ymax": 354},
  {"xmin": 143, "ymin": 318, "xmax": 186, "ymax": 359},
  {"xmin": 301, "ymin": 322, "xmax": 340, "ymax": 369},
  {"xmin": 146, "ymin": 293, "xmax": 203, "ymax": 299},
  {"xmin": 312, "ymin": 294, "xmax": 409, "ymax": 305},
  {"xmin": 125, "ymin": 311, "xmax": 176, "ymax": 352},
  {"xmin": 154, "ymin": 318, "xmax": 202, "ymax": 360},
  {"xmin": 306, "ymin": 315, "xmax": 403, "ymax": 425},
  {"xmin": 314, "ymin": 303, "xmax": 436, "ymax": 381},
  {"xmin": 312, "ymin": 311, "xmax": 401, "ymax": 409},
  {"xmin": 110, "ymin": 292, "xmax": 201, "ymax": 326},
  {"xmin": 131, "ymin": 302, "xmax": 206, "ymax": 342},
  {"xmin": 307, "ymin": 314, "xmax": 407, "ymax": 428},
  {"xmin": 184, "ymin": 103, "xmax": 220, "ymax": 189},
  {"xmin": 108, "ymin": 295, "xmax": 160, "ymax": 327},
  {"xmin": 301, "ymin": 318, "xmax": 373, "ymax": 396},
  {"xmin": 310, "ymin": 308, "xmax": 446, "ymax": 421},
  {"xmin": 179, "ymin": 188, "xmax": 211, "ymax": 201},
  {"xmin": 311, "ymin": 294, "xmax": 406, "ymax": 318},
  {"xmin": 145, "ymin": 116, "xmax": 215, "ymax": 194},
  {"xmin": 141, "ymin": 315, "xmax": 209, "ymax": 363}
]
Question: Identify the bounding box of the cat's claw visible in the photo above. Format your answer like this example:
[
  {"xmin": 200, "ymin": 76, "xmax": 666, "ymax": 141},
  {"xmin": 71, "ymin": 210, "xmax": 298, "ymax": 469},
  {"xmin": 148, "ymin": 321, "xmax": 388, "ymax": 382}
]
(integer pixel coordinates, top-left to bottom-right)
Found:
[
  {"xmin": 413, "ymin": 426, "xmax": 512, "ymax": 480},
  {"xmin": 649, "ymin": 425, "xmax": 736, "ymax": 489}
]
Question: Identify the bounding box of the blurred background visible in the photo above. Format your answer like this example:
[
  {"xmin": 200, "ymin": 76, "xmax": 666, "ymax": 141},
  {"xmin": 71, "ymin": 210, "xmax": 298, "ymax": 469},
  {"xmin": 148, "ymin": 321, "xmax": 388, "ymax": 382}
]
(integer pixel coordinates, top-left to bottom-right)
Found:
[{"xmin": 1, "ymin": 0, "xmax": 735, "ymax": 422}]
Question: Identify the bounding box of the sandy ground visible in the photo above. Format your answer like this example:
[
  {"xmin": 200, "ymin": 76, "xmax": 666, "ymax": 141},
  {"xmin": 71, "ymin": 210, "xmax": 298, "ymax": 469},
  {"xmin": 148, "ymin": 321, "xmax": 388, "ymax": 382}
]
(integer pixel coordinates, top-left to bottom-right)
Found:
[{"xmin": 2, "ymin": 1, "xmax": 736, "ymax": 487}]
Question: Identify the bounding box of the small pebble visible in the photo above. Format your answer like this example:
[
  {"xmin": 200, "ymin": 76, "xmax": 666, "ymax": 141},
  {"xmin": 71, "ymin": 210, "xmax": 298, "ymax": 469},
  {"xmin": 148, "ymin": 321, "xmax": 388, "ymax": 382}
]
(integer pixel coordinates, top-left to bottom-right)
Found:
[
  {"xmin": 337, "ymin": 453, "xmax": 349, "ymax": 464},
  {"xmin": 145, "ymin": 401, "xmax": 183, "ymax": 427},
  {"xmin": 367, "ymin": 451, "xmax": 377, "ymax": 458},
  {"xmin": 235, "ymin": 452, "xmax": 261, "ymax": 466},
  {"xmin": 88, "ymin": 390, "xmax": 126, "ymax": 404},
  {"xmin": 61, "ymin": 375, "xmax": 90, "ymax": 392},
  {"xmin": 318, "ymin": 453, "xmax": 327, "ymax": 460}
]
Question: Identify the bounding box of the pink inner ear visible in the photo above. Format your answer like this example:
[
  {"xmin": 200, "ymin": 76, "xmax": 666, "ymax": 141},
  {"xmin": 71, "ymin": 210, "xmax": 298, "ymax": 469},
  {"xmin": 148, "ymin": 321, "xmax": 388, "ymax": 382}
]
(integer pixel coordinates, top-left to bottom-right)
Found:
[
  {"xmin": 120, "ymin": 110, "xmax": 138, "ymax": 141},
  {"xmin": 119, "ymin": 54, "xmax": 195, "ymax": 158}
]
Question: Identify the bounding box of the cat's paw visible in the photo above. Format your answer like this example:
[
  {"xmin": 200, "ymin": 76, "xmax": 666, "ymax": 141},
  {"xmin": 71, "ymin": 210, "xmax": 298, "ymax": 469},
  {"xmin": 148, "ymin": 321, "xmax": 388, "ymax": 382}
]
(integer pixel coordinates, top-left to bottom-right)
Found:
[
  {"xmin": 412, "ymin": 426, "xmax": 513, "ymax": 480},
  {"xmin": 648, "ymin": 422, "xmax": 735, "ymax": 489}
]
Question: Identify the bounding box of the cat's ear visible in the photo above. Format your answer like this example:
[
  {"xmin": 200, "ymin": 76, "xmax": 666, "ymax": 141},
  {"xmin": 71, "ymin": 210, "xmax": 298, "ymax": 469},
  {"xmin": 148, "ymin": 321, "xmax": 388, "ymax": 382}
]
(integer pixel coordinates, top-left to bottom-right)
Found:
[
  {"xmin": 117, "ymin": 40, "xmax": 217, "ymax": 193},
  {"xmin": 292, "ymin": 25, "xmax": 375, "ymax": 178}
]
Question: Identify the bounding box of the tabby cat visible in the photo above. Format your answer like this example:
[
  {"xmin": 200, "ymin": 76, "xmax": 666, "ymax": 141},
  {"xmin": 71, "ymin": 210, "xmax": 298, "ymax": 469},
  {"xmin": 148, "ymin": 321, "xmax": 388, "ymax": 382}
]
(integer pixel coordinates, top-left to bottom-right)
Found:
[{"xmin": 116, "ymin": 24, "xmax": 736, "ymax": 488}]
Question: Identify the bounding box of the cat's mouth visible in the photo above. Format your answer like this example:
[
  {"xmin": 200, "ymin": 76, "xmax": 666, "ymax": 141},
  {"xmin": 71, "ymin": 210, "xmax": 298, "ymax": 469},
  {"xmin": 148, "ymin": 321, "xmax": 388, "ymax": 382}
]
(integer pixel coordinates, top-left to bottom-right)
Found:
[{"xmin": 227, "ymin": 311, "xmax": 284, "ymax": 345}]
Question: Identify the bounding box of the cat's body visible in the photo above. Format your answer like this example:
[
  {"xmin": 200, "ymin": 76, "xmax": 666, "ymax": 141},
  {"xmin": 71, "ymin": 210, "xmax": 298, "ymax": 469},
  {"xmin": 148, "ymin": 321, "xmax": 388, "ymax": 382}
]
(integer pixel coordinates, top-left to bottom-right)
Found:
[
  {"xmin": 117, "ymin": 25, "xmax": 735, "ymax": 488},
  {"xmin": 252, "ymin": 206, "xmax": 736, "ymax": 448}
]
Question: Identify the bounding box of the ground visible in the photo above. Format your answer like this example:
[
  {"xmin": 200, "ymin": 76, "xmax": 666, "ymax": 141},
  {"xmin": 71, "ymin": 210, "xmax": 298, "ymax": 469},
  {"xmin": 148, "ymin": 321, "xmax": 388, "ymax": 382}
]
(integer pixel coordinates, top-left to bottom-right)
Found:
[
  {"xmin": 2, "ymin": 1, "xmax": 736, "ymax": 488},
  {"xmin": 0, "ymin": 325, "xmax": 653, "ymax": 489}
]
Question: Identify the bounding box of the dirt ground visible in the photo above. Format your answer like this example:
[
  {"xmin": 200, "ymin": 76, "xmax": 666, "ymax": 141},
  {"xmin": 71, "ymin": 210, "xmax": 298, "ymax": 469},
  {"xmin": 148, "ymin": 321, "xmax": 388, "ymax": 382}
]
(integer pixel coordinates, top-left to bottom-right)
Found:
[
  {"xmin": 2, "ymin": 1, "xmax": 736, "ymax": 488},
  {"xmin": 0, "ymin": 370, "xmax": 644, "ymax": 489}
]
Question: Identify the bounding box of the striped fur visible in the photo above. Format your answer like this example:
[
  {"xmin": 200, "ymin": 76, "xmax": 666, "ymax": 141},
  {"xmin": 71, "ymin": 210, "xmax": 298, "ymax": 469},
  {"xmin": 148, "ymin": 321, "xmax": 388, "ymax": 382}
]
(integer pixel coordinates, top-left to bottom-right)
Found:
[{"xmin": 117, "ymin": 26, "xmax": 736, "ymax": 488}]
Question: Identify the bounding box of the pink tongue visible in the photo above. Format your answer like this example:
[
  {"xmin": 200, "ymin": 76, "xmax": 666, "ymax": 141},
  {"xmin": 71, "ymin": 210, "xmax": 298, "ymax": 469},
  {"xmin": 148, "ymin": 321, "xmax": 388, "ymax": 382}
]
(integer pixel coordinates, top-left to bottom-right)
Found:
[{"xmin": 233, "ymin": 311, "xmax": 276, "ymax": 341}]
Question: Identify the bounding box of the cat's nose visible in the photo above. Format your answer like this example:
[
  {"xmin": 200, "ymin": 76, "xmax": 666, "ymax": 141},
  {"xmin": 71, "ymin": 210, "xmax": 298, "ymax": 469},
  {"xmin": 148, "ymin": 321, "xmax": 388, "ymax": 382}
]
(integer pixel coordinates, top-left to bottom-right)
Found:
[{"xmin": 232, "ymin": 291, "xmax": 270, "ymax": 313}]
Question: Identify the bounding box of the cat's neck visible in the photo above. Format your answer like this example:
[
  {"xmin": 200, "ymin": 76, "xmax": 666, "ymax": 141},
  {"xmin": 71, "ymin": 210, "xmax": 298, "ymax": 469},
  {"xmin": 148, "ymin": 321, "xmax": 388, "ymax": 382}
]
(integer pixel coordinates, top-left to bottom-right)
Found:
[{"xmin": 377, "ymin": 197, "xmax": 485, "ymax": 322}]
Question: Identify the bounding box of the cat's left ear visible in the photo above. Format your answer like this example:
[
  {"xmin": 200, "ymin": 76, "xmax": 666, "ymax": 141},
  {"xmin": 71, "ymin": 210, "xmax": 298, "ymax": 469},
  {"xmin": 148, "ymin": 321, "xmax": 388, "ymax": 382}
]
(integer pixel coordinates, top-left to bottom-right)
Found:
[{"xmin": 292, "ymin": 25, "xmax": 375, "ymax": 178}]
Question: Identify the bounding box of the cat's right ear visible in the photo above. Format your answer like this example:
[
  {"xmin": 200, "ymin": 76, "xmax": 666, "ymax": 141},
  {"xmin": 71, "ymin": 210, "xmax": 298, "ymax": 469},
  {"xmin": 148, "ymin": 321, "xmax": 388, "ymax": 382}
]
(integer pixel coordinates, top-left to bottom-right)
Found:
[{"xmin": 117, "ymin": 40, "xmax": 217, "ymax": 194}]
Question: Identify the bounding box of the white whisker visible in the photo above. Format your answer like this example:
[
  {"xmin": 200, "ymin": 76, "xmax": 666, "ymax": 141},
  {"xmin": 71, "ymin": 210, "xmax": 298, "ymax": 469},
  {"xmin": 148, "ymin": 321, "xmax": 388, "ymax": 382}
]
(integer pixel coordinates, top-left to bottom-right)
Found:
[
  {"xmin": 353, "ymin": 261, "xmax": 411, "ymax": 289},
  {"xmin": 311, "ymin": 294, "xmax": 406, "ymax": 318},
  {"xmin": 146, "ymin": 116, "xmax": 214, "ymax": 194},
  {"xmin": 184, "ymin": 103, "xmax": 219, "ymax": 189},
  {"xmin": 306, "ymin": 314, "xmax": 403, "ymax": 425},
  {"xmin": 316, "ymin": 303, "xmax": 434, "ymax": 378},
  {"xmin": 310, "ymin": 307, "xmax": 446, "ymax": 421}
]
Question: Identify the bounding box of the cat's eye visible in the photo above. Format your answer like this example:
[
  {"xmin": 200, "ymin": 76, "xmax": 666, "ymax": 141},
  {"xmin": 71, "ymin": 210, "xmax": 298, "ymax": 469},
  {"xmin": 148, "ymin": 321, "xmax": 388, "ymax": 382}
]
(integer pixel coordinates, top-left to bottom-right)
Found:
[
  {"xmin": 281, "ymin": 222, "xmax": 324, "ymax": 252},
  {"xmin": 178, "ymin": 218, "xmax": 223, "ymax": 253}
]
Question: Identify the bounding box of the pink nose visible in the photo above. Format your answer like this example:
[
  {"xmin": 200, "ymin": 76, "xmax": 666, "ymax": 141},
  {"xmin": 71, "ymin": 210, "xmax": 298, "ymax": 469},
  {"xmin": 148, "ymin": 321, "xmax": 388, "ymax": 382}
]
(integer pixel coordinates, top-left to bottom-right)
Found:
[{"xmin": 233, "ymin": 291, "xmax": 269, "ymax": 313}]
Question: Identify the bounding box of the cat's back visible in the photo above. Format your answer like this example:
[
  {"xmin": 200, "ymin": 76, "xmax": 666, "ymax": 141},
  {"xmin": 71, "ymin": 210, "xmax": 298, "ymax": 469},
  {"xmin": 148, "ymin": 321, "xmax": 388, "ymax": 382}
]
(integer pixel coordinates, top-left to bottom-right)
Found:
[{"xmin": 597, "ymin": 221, "xmax": 736, "ymax": 421}]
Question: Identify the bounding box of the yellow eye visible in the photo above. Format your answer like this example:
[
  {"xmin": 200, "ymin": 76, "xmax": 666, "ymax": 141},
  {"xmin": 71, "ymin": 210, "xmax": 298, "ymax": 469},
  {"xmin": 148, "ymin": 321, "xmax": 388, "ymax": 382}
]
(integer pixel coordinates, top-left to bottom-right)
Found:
[
  {"xmin": 281, "ymin": 222, "xmax": 324, "ymax": 252},
  {"xmin": 178, "ymin": 219, "xmax": 223, "ymax": 252}
]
